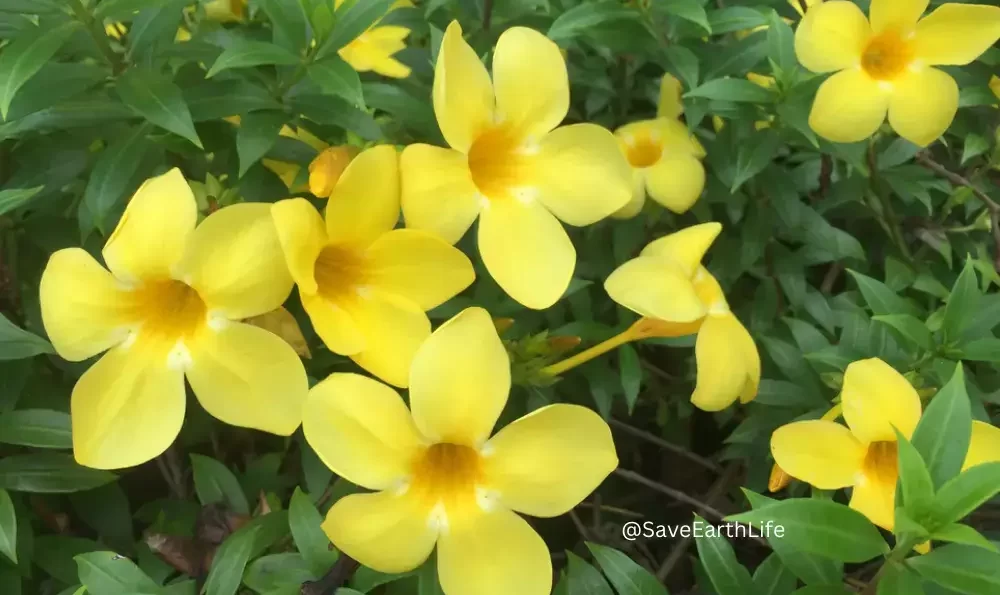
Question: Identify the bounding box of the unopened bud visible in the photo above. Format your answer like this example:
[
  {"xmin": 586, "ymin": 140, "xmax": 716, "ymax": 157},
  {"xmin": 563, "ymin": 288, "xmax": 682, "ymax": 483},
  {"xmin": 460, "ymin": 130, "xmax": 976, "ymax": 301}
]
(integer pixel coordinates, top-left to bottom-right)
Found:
[
  {"xmin": 769, "ymin": 464, "xmax": 791, "ymax": 492},
  {"xmin": 493, "ymin": 317, "xmax": 515, "ymax": 335},
  {"xmin": 547, "ymin": 335, "xmax": 582, "ymax": 355},
  {"xmin": 309, "ymin": 146, "xmax": 358, "ymax": 198}
]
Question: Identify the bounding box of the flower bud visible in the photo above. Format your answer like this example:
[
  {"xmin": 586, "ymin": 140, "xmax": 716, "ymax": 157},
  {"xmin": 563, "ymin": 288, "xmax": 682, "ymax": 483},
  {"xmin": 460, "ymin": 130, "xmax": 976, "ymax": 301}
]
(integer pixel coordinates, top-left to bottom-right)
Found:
[
  {"xmin": 309, "ymin": 146, "xmax": 358, "ymax": 198},
  {"xmin": 768, "ymin": 464, "xmax": 791, "ymax": 492}
]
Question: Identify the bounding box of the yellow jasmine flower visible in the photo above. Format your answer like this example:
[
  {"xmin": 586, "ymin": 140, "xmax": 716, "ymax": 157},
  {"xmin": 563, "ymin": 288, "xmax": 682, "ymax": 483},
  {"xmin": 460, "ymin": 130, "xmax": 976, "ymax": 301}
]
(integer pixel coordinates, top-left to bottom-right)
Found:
[
  {"xmin": 303, "ymin": 307, "xmax": 618, "ymax": 594},
  {"xmin": 309, "ymin": 145, "xmax": 359, "ymax": 198},
  {"xmin": 39, "ymin": 169, "xmax": 307, "ymax": 470},
  {"xmin": 795, "ymin": 0, "xmax": 1000, "ymax": 146},
  {"xmin": 771, "ymin": 358, "xmax": 1000, "ymax": 531},
  {"xmin": 604, "ymin": 223, "xmax": 760, "ymax": 411},
  {"xmin": 335, "ymin": 0, "xmax": 413, "ymax": 78},
  {"xmin": 271, "ymin": 146, "xmax": 475, "ymax": 388},
  {"xmin": 612, "ymin": 75, "xmax": 707, "ymax": 219},
  {"xmin": 400, "ymin": 21, "xmax": 631, "ymax": 309}
]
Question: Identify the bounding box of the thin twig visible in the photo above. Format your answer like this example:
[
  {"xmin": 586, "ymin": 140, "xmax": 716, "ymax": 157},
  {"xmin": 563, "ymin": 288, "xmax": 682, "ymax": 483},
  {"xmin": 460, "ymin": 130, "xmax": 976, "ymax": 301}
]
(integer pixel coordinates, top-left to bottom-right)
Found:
[
  {"xmin": 483, "ymin": 0, "xmax": 494, "ymax": 31},
  {"xmin": 609, "ymin": 419, "xmax": 723, "ymax": 474},
  {"xmin": 569, "ymin": 510, "xmax": 593, "ymax": 542},
  {"xmin": 820, "ymin": 263, "xmax": 843, "ymax": 294},
  {"xmin": 155, "ymin": 455, "xmax": 185, "ymax": 500},
  {"xmin": 576, "ymin": 502, "xmax": 643, "ymax": 520},
  {"xmin": 301, "ymin": 555, "xmax": 360, "ymax": 595},
  {"xmin": 916, "ymin": 152, "xmax": 1000, "ymax": 211},
  {"xmin": 612, "ymin": 469, "xmax": 729, "ymax": 522}
]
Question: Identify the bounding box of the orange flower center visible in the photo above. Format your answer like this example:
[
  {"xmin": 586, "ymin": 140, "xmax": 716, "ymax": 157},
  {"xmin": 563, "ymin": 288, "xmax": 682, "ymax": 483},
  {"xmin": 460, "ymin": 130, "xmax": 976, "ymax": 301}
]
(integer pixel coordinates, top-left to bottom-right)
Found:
[
  {"xmin": 409, "ymin": 442, "xmax": 484, "ymax": 516},
  {"xmin": 468, "ymin": 126, "xmax": 533, "ymax": 201},
  {"xmin": 862, "ymin": 440, "xmax": 899, "ymax": 483},
  {"xmin": 861, "ymin": 30, "xmax": 914, "ymax": 81},
  {"xmin": 624, "ymin": 135, "xmax": 663, "ymax": 168},
  {"xmin": 131, "ymin": 280, "xmax": 207, "ymax": 342},
  {"xmin": 314, "ymin": 245, "xmax": 367, "ymax": 299}
]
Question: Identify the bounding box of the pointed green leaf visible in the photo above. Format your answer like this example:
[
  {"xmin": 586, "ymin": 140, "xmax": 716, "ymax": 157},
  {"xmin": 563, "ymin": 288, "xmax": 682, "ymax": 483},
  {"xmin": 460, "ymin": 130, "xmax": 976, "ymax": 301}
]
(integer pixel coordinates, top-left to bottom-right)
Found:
[
  {"xmin": 116, "ymin": 69, "xmax": 202, "ymax": 148},
  {"xmin": 565, "ymin": 551, "xmax": 614, "ymax": 595},
  {"xmin": 0, "ymin": 489, "xmax": 15, "ymax": 563},
  {"xmin": 203, "ymin": 524, "xmax": 261, "ymax": 595},
  {"xmin": 847, "ymin": 270, "xmax": 923, "ymax": 317},
  {"xmin": 205, "ymin": 39, "xmax": 300, "ymax": 78},
  {"xmin": 236, "ymin": 110, "xmax": 287, "ymax": 177},
  {"xmin": 0, "ymin": 409, "xmax": 71, "ymax": 449},
  {"xmin": 694, "ymin": 515, "xmax": 756, "ymax": 595},
  {"xmin": 942, "ymin": 259, "xmax": 980, "ymax": 341},
  {"xmin": 766, "ymin": 11, "xmax": 795, "ymax": 73},
  {"xmin": 0, "ymin": 186, "xmax": 43, "ymax": 217},
  {"xmin": 289, "ymin": 488, "xmax": 337, "ymax": 575},
  {"xmin": 190, "ymin": 454, "xmax": 250, "ymax": 515},
  {"xmin": 911, "ymin": 364, "xmax": 972, "ymax": 488},
  {"xmin": 930, "ymin": 523, "xmax": 998, "ymax": 552},
  {"xmin": 908, "ymin": 544, "xmax": 1000, "ymax": 595},
  {"xmin": 872, "ymin": 314, "xmax": 933, "ymax": 351},
  {"xmin": 618, "ymin": 345, "xmax": 642, "ymax": 414},
  {"xmin": 934, "ymin": 462, "xmax": 1000, "ymax": 526},
  {"xmin": 685, "ymin": 78, "xmax": 773, "ymax": 103},
  {"xmin": 308, "ymin": 56, "xmax": 364, "ymax": 107},
  {"xmin": 75, "ymin": 551, "xmax": 161, "ymax": 595},
  {"xmin": 0, "ymin": 314, "xmax": 53, "ymax": 360},
  {"xmin": 0, "ymin": 454, "xmax": 116, "ymax": 493},
  {"xmin": 0, "ymin": 22, "xmax": 78, "ymax": 119},
  {"xmin": 586, "ymin": 542, "xmax": 668, "ymax": 595},
  {"xmin": 752, "ymin": 552, "xmax": 797, "ymax": 595},
  {"xmin": 894, "ymin": 430, "xmax": 936, "ymax": 526},
  {"xmin": 316, "ymin": 0, "xmax": 396, "ymax": 59}
]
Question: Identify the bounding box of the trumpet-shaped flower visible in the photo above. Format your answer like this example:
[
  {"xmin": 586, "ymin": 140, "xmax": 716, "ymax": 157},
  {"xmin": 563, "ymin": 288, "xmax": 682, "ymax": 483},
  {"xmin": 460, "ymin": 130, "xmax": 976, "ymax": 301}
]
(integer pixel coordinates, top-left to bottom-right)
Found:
[
  {"xmin": 771, "ymin": 358, "xmax": 1000, "ymax": 530},
  {"xmin": 303, "ymin": 307, "xmax": 618, "ymax": 595},
  {"xmin": 335, "ymin": 0, "xmax": 413, "ymax": 78},
  {"xmin": 795, "ymin": 0, "xmax": 1000, "ymax": 146},
  {"xmin": 271, "ymin": 146, "xmax": 475, "ymax": 388},
  {"xmin": 400, "ymin": 21, "xmax": 632, "ymax": 310},
  {"xmin": 612, "ymin": 75, "xmax": 707, "ymax": 219},
  {"xmin": 604, "ymin": 223, "xmax": 760, "ymax": 411},
  {"xmin": 39, "ymin": 169, "xmax": 307, "ymax": 470}
]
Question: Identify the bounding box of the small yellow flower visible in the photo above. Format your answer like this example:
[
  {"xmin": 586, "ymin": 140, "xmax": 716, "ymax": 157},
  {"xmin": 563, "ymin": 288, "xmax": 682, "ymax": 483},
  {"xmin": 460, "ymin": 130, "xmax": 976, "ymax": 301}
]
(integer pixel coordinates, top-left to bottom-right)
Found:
[
  {"xmin": 796, "ymin": 0, "xmax": 1000, "ymax": 146},
  {"xmin": 612, "ymin": 74, "xmax": 707, "ymax": 219},
  {"xmin": 203, "ymin": 0, "xmax": 247, "ymax": 23},
  {"xmin": 303, "ymin": 307, "xmax": 618, "ymax": 593},
  {"xmin": 260, "ymin": 125, "xmax": 330, "ymax": 193},
  {"xmin": 335, "ymin": 0, "xmax": 413, "ymax": 78},
  {"xmin": 771, "ymin": 358, "xmax": 1000, "ymax": 531},
  {"xmin": 401, "ymin": 21, "xmax": 631, "ymax": 310},
  {"xmin": 308, "ymin": 145, "xmax": 359, "ymax": 198},
  {"xmin": 271, "ymin": 146, "xmax": 475, "ymax": 388},
  {"xmin": 39, "ymin": 169, "xmax": 307, "ymax": 470},
  {"xmin": 604, "ymin": 223, "xmax": 760, "ymax": 411}
]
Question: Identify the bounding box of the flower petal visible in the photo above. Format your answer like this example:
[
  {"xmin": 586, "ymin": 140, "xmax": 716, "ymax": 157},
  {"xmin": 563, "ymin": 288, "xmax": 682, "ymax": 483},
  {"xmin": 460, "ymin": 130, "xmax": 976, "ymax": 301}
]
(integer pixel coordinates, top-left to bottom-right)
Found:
[
  {"xmin": 72, "ymin": 344, "xmax": 185, "ymax": 470},
  {"xmin": 478, "ymin": 198, "xmax": 574, "ymax": 310},
  {"xmin": 887, "ymin": 67, "xmax": 957, "ymax": 147},
  {"xmin": 604, "ymin": 256, "xmax": 706, "ymax": 322},
  {"xmin": 610, "ymin": 170, "xmax": 647, "ymax": 220},
  {"xmin": 914, "ymin": 4, "xmax": 1000, "ymax": 66},
  {"xmin": 657, "ymin": 73, "xmax": 684, "ymax": 119},
  {"xmin": 639, "ymin": 222, "xmax": 722, "ymax": 278},
  {"xmin": 102, "ymin": 168, "xmax": 197, "ymax": 284},
  {"xmin": 400, "ymin": 144, "xmax": 481, "ymax": 244},
  {"xmin": 180, "ymin": 203, "xmax": 294, "ymax": 320},
  {"xmin": 325, "ymin": 145, "xmax": 400, "ymax": 247},
  {"xmin": 644, "ymin": 154, "xmax": 706, "ymax": 214},
  {"xmin": 734, "ymin": 314, "xmax": 761, "ymax": 404},
  {"xmin": 492, "ymin": 27, "xmax": 568, "ymax": 141},
  {"xmin": 271, "ymin": 198, "xmax": 329, "ymax": 295},
  {"xmin": 963, "ymin": 420, "xmax": 1000, "ymax": 471},
  {"xmin": 794, "ymin": 0, "xmax": 870, "ymax": 73},
  {"xmin": 691, "ymin": 314, "xmax": 757, "ymax": 411},
  {"xmin": 870, "ymin": 0, "xmax": 928, "ymax": 34},
  {"xmin": 433, "ymin": 21, "xmax": 495, "ymax": 153},
  {"xmin": 323, "ymin": 490, "xmax": 437, "ymax": 574},
  {"xmin": 482, "ymin": 404, "xmax": 617, "ymax": 517},
  {"xmin": 186, "ymin": 322, "xmax": 307, "ymax": 436},
  {"xmin": 409, "ymin": 307, "xmax": 510, "ymax": 446},
  {"xmin": 841, "ymin": 358, "xmax": 922, "ymax": 444},
  {"xmin": 303, "ymin": 373, "xmax": 424, "ymax": 490},
  {"xmin": 809, "ymin": 68, "xmax": 888, "ymax": 144},
  {"xmin": 771, "ymin": 420, "xmax": 865, "ymax": 489},
  {"xmin": 438, "ymin": 508, "xmax": 551, "ymax": 595},
  {"xmin": 616, "ymin": 119, "xmax": 705, "ymax": 159},
  {"xmin": 347, "ymin": 291, "xmax": 431, "ymax": 388},
  {"xmin": 850, "ymin": 467, "xmax": 897, "ymax": 531},
  {"xmin": 40, "ymin": 248, "xmax": 133, "ymax": 361},
  {"xmin": 530, "ymin": 124, "xmax": 632, "ymax": 226},
  {"xmin": 301, "ymin": 292, "xmax": 366, "ymax": 355},
  {"xmin": 365, "ymin": 229, "xmax": 475, "ymax": 310}
]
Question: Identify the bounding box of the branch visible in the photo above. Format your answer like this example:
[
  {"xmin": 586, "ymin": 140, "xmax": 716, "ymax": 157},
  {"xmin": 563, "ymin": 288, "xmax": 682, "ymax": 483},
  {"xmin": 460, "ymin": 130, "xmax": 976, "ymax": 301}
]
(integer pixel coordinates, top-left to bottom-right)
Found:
[
  {"xmin": 612, "ymin": 469, "xmax": 731, "ymax": 523},
  {"xmin": 301, "ymin": 555, "xmax": 360, "ymax": 595},
  {"xmin": 609, "ymin": 419, "xmax": 723, "ymax": 474}
]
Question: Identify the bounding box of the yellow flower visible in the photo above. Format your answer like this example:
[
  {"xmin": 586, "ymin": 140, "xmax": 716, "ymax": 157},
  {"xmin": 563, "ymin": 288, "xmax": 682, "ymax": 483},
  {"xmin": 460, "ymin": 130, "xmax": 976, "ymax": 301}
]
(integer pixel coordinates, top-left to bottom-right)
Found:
[
  {"xmin": 245, "ymin": 306, "xmax": 311, "ymax": 359},
  {"xmin": 612, "ymin": 75, "xmax": 707, "ymax": 219},
  {"xmin": 335, "ymin": 0, "xmax": 413, "ymax": 78},
  {"xmin": 771, "ymin": 358, "xmax": 1000, "ymax": 531},
  {"xmin": 991, "ymin": 75, "xmax": 1000, "ymax": 102},
  {"xmin": 260, "ymin": 125, "xmax": 330, "ymax": 193},
  {"xmin": 271, "ymin": 146, "xmax": 475, "ymax": 388},
  {"xmin": 39, "ymin": 169, "xmax": 307, "ymax": 470},
  {"xmin": 795, "ymin": 0, "xmax": 1000, "ymax": 146},
  {"xmin": 203, "ymin": 0, "xmax": 247, "ymax": 23},
  {"xmin": 400, "ymin": 21, "xmax": 631, "ymax": 310},
  {"xmin": 303, "ymin": 307, "xmax": 618, "ymax": 592},
  {"xmin": 308, "ymin": 145, "xmax": 359, "ymax": 198},
  {"xmin": 604, "ymin": 223, "xmax": 760, "ymax": 411}
]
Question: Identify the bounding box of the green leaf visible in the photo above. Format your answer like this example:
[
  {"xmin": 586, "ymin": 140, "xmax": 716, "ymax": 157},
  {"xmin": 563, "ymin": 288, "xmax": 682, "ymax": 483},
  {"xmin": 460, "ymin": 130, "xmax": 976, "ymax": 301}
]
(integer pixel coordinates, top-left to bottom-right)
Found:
[
  {"xmin": 308, "ymin": 56, "xmax": 364, "ymax": 107},
  {"xmin": 416, "ymin": 554, "xmax": 444, "ymax": 595},
  {"xmin": 94, "ymin": 0, "xmax": 173, "ymax": 20},
  {"xmin": 237, "ymin": 110, "xmax": 287, "ymax": 177},
  {"xmin": 685, "ymin": 78, "xmax": 773, "ymax": 103},
  {"xmin": 0, "ymin": 185, "xmax": 42, "ymax": 217},
  {"xmin": 290, "ymin": 93, "xmax": 381, "ymax": 140},
  {"xmin": 0, "ymin": 489, "xmax": 15, "ymax": 563},
  {"xmin": 894, "ymin": 430, "xmax": 936, "ymax": 527},
  {"xmin": 258, "ymin": 0, "xmax": 309, "ymax": 53},
  {"xmin": 872, "ymin": 314, "xmax": 933, "ymax": 351},
  {"xmin": 184, "ymin": 80, "xmax": 281, "ymax": 121},
  {"xmin": 942, "ymin": 259, "xmax": 980, "ymax": 342},
  {"xmin": 727, "ymin": 497, "xmax": 889, "ymax": 563},
  {"xmin": 911, "ymin": 364, "xmax": 972, "ymax": 488},
  {"xmin": 732, "ymin": 130, "xmax": 781, "ymax": 191},
  {"xmin": 908, "ymin": 544, "xmax": 1000, "ymax": 595},
  {"xmin": 289, "ymin": 488, "xmax": 336, "ymax": 575},
  {"xmin": 847, "ymin": 270, "xmax": 923, "ymax": 317},
  {"xmin": 116, "ymin": 69, "xmax": 202, "ymax": 148},
  {"xmin": 0, "ymin": 314, "xmax": 53, "ymax": 360},
  {"xmin": 752, "ymin": 553, "xmax": 797, "ymax": 595},
  {"xmin": 658, "ymin": 0, "xmax": 711, "ymax": 33},
  {"xmin": 0, "ymin": 454, "xmax": 117, "ymax": 493},
  {"xmin": 0, "ymin": 0, "xmax": 61, "ymax": 14},
  {"xmin": 933, "ymin": 462, "xmax": 1000, "ymax": 526},
  {"xmin": 0, "ymin": 564, "xmax": 20, "ymax": 595},
  {"xmin": 766, "ymin": 11, "xmax": 795, "ymax": 73},
  {"xmin": 876, "ymin": 562, "xmax": 925, "ymax": 595},
  {"xmin": 548, "ymin": 1, "xmax": 639, "ymax": 43},
  {"xmin": 930, "ymin": 523, "xmax": 998, "ymax": 552},
  {"xmin": 203, "ymin": 524, "xmax": 262, "ymax": 595},
  {"xmin": 69, "ymin": 483, "xmax": 133, "ymax": 553},
  {"xmin": 317, "ymin": 0, "xmax": 395, "ymax": 59},
  {"xmin": 206, "ymin": 39, "xmax": 301, "ymax": 78},
  {"xmin": 75, "ymin": 551, "xmax": 161, "ymax": 595},
  {"xmin": 82, "ymin": 123, "xmax": 154, "ymax": 231},
  {"xmin": 564, "ymin": 551, "xmax": 614, "ymax": 595},
  {"xmin": 707, "ymin": 6, "xmax": 767, "ymax": 34},
  {"xmin": 0, "ymin": 22, "xmax": 78, "ymax": 119},
  {"xmin": 125, "ymin": 0, "xmax": 187, "ymax": 62},
  {"xmin": 0, "ymin": 409, "xmax": 71, "ymax": 449},
  {"xmin": 585, "ymin": 542, "xmax": 668, "ymax": 595},
  {"xmin": 958, "ymin": 338, "xmax": 1000, "ymax": 362},
  {"xmin": 694, "ymin": 515, "xmax": 755, "ymax": 595},
  {"xmin": 618, "ymin": 345, "xmax": 642, "ymax": 414},
  {"xmin": 190, "ymin": 455, "xmax": 250, "ymax": 515},
  {"xmin": 243, "ymin": 553, "xmax": 315, "ymax": 592}
]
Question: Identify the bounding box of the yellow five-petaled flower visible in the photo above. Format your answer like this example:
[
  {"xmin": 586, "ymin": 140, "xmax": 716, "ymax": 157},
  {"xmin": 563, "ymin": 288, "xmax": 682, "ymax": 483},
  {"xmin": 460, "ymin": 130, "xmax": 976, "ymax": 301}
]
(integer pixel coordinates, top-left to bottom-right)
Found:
[
  {"xmin": 400, "ymin": 21, "xmax": 632, "ymax": 310},
  {"xmin": 796, "ymin": 0, "xmax": 1000, "ymax": 146},
  {"xmin": 303, "ymin": 307, "xmax": 618, "ymax": 595},
  {"xmin": 40, "ymin": 169, "xmax": 307, "ymax": 470}
]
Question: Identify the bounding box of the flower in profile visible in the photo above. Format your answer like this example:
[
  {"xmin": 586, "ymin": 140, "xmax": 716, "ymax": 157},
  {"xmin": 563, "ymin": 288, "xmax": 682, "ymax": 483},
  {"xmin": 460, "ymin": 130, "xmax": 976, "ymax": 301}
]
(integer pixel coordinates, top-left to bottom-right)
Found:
[
  {"xmin": 604, "ymin": 222, "xmax": 760, "ymax": 411},
  {"xmin": 39, "ymin": 169, "xmax": 307, "ymax": 470},
  {"xmin": 771, "ymin": 358, "xmax": 1000, "ymax": 531},
  {"xmin": 400, "ymin": 21, "xmax": 631, "ymax": 309},
  {"xmin": 613, "ymin": 74, "xmax": 706, "ymax": 219},
  {"xmin": 303, "ymin": 307, "xmax": 617, "ymax": 594},
  {"xmin": 335, "ymin": 0, "xmax": 413, "ymax": 78},
  {"xmin": 795, "ymin": 0, "xmax": 1000, "ymax": 146},
  {"xmin": 271, "ymin": 146, "xmax": 475, "ymax": 387},
  {"xmin": 308, "ymin": 145, "xmax": 359, "ymax": 198}
]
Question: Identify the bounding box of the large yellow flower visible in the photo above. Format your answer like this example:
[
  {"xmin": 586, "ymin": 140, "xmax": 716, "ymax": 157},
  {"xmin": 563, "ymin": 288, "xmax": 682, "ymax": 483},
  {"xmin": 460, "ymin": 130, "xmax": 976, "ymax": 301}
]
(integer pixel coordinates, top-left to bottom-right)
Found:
[
  {"xmin": 612, "ymin": 74, "xmax": 707, "ymax": 219},
  {"xmin": 604, "ymin": 222, "xmax": 760, "ymax": 411},
  {"xmin": 771, "ymin": 358, "xmax": 1000, "ymax": 531},
  {"xmin": 39, "ymin": 169, "xmax": 307, "ymax": 470},
  {"xmin": 303, "ymin": 307, "xmax": 618, "ymax": 595},
  {"xmin": 796, "ymin": 0, "xmax": 1000, "ymax": 146},
  {"xmin": 400, "ymin": 21, "xmax": 632, "ymax": 310},
  {"xmin": 271, "ymin": 146, "xmax": 475, "ymax": 388},
  {"xmin": 335, "ymin": 0, "xmax": 413, "ymax": 78}
]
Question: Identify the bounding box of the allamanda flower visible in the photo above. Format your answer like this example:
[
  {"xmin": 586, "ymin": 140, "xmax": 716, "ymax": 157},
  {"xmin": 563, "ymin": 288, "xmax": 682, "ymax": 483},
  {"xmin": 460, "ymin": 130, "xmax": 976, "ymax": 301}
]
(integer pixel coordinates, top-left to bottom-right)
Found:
[
  {"xmin": 771, "ymin": 358, "xmax": 1000, "ymax": 531},
  {"xmin": 400, "ymin": 21, "xmax": 632, "ymax": 310},
  {"xmin": 40, "ymin": 169, "xmax": 307, "ymax": 470},
  {"xmin": 303, "ymin": 307, "xmax": 618, "ymax": 595},
  {"xmin": 335, "ymin": 0, "xmax": 413, "ymax": 78},
  {"xmin": 795, "ymin": 0, "xmax": 1000, "ymax": 146},
  {"xmin": 271, "ymin": 146, "xmax": 474, "ymax": 388},
  {"xmin": 604, "ymin": 222, "xmax": 760, "ymax": 411}
]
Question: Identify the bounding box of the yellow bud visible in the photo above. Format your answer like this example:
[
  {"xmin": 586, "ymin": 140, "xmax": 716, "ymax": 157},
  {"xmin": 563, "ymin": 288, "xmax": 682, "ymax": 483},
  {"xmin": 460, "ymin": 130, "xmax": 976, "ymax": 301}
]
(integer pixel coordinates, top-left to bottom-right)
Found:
[
  {"xmin": 768, "ymin": 464, "xmax": 791, "ymax": 492},
  {"xmin": 657, "ymin": 73, "xmax": 684, "ymax": 119},
  {"xmin": 309, "ymin": 146, "xmax": 357, "ymax": 198},
  {"xmin": 245, "ymin": 307, "xmax": 311, "ymax": 359},
  {"xmin": 991, "ymin": 75, "xmax": 1000, "ymax": 102},
  {"xmin": 493, "ymin": 317, "xmax": 515, "ymax": 336},
  {"xmin": 547, "ymin": 335, "xmax": 582, "ymax": 355},
  {"xmin": 106, "ymin": 22, "xmax": 127, "ymax": 40},
  {"xmin": 204, "ymin": 0, "xmax": 247, "ymax": 23}
]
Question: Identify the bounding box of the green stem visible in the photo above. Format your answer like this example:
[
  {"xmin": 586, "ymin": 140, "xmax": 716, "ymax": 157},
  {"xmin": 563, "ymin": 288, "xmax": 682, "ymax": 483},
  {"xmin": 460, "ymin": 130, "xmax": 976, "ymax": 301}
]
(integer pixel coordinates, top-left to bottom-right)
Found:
[
  {"xmin": 68, "ymin": 0, "xmax": 124, "ymax": 74},
  {"xmin": 867, "ymin": 143, "xmax": 913, "ymax": 262},
  {"xmin": 860, "ymin": 537, "xmax": 920, "ymax": 595}
]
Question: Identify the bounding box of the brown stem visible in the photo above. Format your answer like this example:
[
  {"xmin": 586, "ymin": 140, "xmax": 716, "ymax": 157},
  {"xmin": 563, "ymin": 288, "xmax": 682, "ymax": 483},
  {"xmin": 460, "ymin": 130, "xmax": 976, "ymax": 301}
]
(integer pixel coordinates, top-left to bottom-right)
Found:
[
  {"xmin": 609, "ymin": 419, "xmax": 722, "ymax": 474},
  {"xmin": 301, "ymin": 555, "xmax": 360, "ymax": 595},
  {"xmin": 483, "ymin": 0, "xmax": 494, "ymax": 31},
  {"xmin": 612, "ymin": 469, "xmax": 733, "ymax": 525}
]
